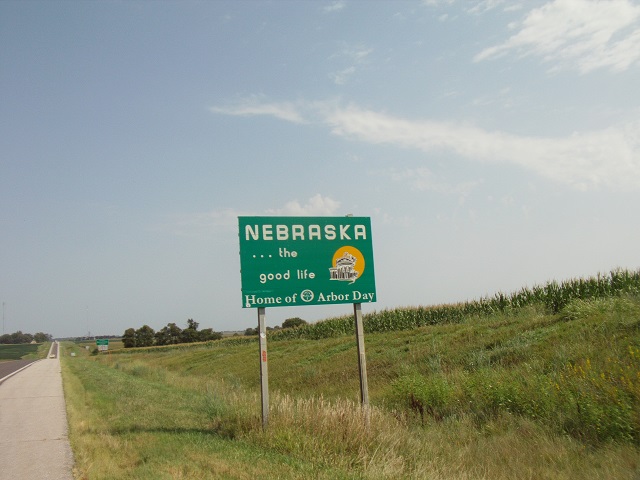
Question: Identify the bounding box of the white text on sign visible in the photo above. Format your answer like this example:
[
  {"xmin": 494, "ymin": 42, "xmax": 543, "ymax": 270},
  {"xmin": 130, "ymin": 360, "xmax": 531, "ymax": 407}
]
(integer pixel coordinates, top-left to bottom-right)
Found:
[
  {"xmin": 243, "ymin": 291, "xmax": 375, "ymax": 308},
  {"xmin": 245, "ymin": 223, "xmax": 367, "ymax": 241}
]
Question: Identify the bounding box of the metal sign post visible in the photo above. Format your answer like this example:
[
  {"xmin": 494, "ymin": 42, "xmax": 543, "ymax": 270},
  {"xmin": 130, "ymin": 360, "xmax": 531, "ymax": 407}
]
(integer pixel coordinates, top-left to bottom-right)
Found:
[
  {"xmin": 353, "ymin": 303, "xmax": 369, "ymax": 408},
  {"xmin": 258, "ymin": 307, "xmax": 269, "ymax": 430}
]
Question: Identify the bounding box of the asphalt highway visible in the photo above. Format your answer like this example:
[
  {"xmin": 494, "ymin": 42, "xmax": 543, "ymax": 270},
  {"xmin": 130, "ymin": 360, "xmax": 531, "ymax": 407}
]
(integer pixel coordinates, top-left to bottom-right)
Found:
[
  {"xmin": 0, "ymin": 342, "xmax": 74, "ymax": 479},
  {"xmin": 0, "ymin": 359, "xmax": 37, "ymax": 382}
]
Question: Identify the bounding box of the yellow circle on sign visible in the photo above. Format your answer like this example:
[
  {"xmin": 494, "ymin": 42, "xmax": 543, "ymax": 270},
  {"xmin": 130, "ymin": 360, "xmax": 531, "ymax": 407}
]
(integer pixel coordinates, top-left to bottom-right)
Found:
[{"xmin": 332, "ymin": 246, "xmax": 365, "ymax": 277}]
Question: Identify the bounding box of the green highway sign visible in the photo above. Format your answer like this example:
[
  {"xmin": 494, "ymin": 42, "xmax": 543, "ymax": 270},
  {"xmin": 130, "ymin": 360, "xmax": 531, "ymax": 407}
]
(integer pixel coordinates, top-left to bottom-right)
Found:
[
  {"xmin": 95, "ymin": 339, "xmax": 109, "ymax": 346},
  {"xmin": 238, "ymin": 216, "xmax": 377, "ymax": 308}
]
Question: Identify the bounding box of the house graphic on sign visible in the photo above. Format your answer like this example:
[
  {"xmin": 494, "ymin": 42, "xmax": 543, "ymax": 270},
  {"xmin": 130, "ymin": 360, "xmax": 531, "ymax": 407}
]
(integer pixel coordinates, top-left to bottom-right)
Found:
[{"xmin": 329, "ymin": 251, "xmax": 359, "ymax": 282}]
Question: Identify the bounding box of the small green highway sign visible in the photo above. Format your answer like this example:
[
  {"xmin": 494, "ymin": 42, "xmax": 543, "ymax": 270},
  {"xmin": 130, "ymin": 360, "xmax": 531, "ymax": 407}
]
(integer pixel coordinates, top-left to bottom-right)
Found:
[
  {"xmin": 96, "ymin": 339, "xmax": 109, "ymax": 351},
  {"xmin": 238, "ymin": 216, "xmax": 377, "ymax": 308}
]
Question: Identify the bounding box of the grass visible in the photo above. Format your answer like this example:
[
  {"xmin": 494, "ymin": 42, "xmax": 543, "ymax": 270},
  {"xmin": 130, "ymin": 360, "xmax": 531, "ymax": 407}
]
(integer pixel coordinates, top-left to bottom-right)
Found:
[
  {"xmin": 61, "ymin": 355, "xmax": 639, "ymax": 479},
  {"xmin": 0, "ymin": 342, "xmax": 49, "ymax": 360},
  {"xmin": 61, "ymin": 272, "xmax": 640, "ymax": 479},
  {"xmin": 61, "ymin": 343, "xmax": 354, "ymax": 479}
]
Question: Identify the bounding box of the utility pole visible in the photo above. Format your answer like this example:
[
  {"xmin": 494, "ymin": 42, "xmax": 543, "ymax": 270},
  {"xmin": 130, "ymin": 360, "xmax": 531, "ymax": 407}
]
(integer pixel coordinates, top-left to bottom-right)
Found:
[{"xmin": 2, "ymin": 302, "xmax": 5, "ymax": 335}]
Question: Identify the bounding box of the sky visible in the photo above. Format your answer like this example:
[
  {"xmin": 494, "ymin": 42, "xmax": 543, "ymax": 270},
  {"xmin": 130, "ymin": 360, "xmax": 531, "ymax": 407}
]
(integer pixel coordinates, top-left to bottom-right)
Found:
[{"xmin": 1, "ymin": 0, "xmax": 640, "ymax": 338}]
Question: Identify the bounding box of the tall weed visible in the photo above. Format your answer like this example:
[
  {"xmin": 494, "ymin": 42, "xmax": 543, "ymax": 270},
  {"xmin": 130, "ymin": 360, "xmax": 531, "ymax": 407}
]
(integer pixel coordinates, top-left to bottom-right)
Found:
[{"xmin": 553, "ymin": 347, "xmax": 640, "ymax": 443}]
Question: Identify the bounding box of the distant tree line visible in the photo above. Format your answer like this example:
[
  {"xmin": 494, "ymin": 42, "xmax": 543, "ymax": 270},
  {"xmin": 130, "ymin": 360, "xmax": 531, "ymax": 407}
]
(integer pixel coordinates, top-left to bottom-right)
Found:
[
  {"xmin": 244, "ymin": 317, "xmax": 307, "ymax": 336},
  {"xmin": 122, "ymin": 319, "xmax": 222, "ymax": 348},
  {"xmin": 58, "ymin": 334, "xmax": 121, "ymax": 342},
  {"xmin": 0, "ymin": 330, "xmax": 53, "ymax": 344}
]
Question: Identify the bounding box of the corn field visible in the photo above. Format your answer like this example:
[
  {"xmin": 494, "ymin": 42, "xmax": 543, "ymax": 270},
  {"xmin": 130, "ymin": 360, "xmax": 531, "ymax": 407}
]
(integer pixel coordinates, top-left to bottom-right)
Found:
[
  {"xmin": 114, "ymin": 269, "xmax": 640, "ymax": 351},
  {"xmin": 269, "ymin": 269, "xmax": 640, "ymax": 341}
]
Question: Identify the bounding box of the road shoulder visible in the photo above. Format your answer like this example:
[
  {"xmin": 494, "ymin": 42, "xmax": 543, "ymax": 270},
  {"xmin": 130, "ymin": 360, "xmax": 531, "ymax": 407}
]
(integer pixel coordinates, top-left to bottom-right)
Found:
[{"xmin": 0, "ymin": 344, "xmax": 74, "ymax": 480}]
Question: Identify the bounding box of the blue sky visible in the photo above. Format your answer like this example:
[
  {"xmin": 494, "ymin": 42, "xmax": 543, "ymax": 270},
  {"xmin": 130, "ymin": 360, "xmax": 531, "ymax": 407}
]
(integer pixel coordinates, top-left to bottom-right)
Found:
[{"xmin": 1, "ymin": 0, "xmax": 639, "ymax": 338}]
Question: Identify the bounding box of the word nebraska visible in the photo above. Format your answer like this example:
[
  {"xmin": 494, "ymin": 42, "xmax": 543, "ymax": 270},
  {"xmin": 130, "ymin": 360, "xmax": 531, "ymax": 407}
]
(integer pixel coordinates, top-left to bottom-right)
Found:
[{"xmin": 244, "ymin": 223, "xmax": 367, "ymax": 241}]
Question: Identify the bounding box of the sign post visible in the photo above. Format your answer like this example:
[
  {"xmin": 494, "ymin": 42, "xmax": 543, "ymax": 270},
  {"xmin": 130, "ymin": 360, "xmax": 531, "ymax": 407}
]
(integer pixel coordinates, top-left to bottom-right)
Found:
[
  {"xmin": 353, "ymin": 303, "xmax": 369, "ymax": 407},
  {"xmin": 238, "ymin": 216, "xmax": 377, "ymax": 428},
  {"xmin": 257, "ymin": 307, "xmax": 269, "ymax": 430}
]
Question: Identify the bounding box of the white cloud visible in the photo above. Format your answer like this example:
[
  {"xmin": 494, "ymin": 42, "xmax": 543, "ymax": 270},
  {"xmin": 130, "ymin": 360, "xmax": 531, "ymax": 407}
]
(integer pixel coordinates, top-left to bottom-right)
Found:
[
  {"xmin": 423, "ymin": 0, "xmax": 519, "ymax": 12},
  {"xmin": 209, "ymin": 97, "xmax": 306, "ymax": 124},
  {"xmin": 162, "ymin": 195, "xmax": 342, "ymax": 237},
  {"xmin": 210, "ymin": 99, "xmax": 640, "ymax": 191},
  {"xmin": 328, "ymin": 44, "xmax": 373, "ymax": 85},
  {"xmin": 326, "ymin": 105, "xmax": 640, "ymax": 191},
  {"xmin": 386, "ymin": 167, "xmax": 483, "ymax": 196},
  {"xmin": 475, "ymin": 0, "xmax": 640, "ymax": 73},
  {"xmin": 330, "ymin": 66, "xmax": 356, "ymax": 85},
  {"xmin": 471, "ymin": 87, "xmax": 519, "ymax": 108},
  {"xmin": 266, "ymin": 194, "xmax": 342, "ymax": 216},
  {"xmin": 466, "ymin": 0, "xmax": 510, "ymax": 14},
  {"xmin": 422, "ymin": 0, "xmax": 455, "ymax": 6},
  {"xmin": 323, "ymin": 1, "xmax": 346, "ymax": 13},
  {"xmin": 160, "ymin": 208, "xmax": 240, "ymax": 237}
]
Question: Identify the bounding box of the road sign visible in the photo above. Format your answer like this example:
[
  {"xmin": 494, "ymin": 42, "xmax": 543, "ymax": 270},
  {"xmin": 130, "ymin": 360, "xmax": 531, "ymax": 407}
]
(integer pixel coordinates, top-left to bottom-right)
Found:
[
  {"xmin": 96, "ymin": 339, "xmax": 109, "ymax": 351},
  {"xmin": 238, "ymin": 216, "xmax": 377, "ymax": 308}
]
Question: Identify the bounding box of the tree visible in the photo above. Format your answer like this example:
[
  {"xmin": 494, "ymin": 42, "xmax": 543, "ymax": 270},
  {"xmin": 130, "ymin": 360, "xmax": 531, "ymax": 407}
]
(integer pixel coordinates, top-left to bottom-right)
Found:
[
  {"xmin": 154, "ymin": 327, "xmax": 170, "ymax": 346},
  {"xmin": 33, "ymin": 332, "xmax": 52, "ymax": 343},
  {"xmin": 186, "ymin": 318, "xmax": 199, "ymax": 331},
  {"xmin": 0, "ymin": 330, "xmax": 52, "ymax": 344},
  {"xmin": 180, "ymin": 319, "xmax": 200, "ymax": 343},
  {"xmin": 244, "ymin": 327, "xmax": 257, "ymax": 336},
  {"xmin": 166, "ymin": 322, "xmax": 182, "ymax": 344},
  {"xmin": 122, "ymin": 328, "xmax": 136, "ymax": 348},
  {"xmin": 199, "ymin": 328, "xmax": 222, "ymax": 342},
  {"xmin": 282, "ymin": 317, "xmax": 307, "ymax": 329},
  {"xmin": 155, "ymin": 322, "xmax": 184, "ymax": 345},
  {"xmin": 134, "ymin": 325, "xmax": 155, "ymax": 347},
  {"xmin": 7, "ymin": 330, "xmax": 32, "ymax": 344}
]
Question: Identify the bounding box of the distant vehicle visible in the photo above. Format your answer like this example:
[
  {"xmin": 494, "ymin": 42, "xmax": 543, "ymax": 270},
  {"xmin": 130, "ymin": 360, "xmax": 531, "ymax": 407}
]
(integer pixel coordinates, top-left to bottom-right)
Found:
[{"xmin": 49, "ymin": 354, "xmax": 55, "ymax": 358}]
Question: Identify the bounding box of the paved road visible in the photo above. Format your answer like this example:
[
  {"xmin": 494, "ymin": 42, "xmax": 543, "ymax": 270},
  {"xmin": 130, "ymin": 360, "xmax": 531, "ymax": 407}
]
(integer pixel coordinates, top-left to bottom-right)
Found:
[
  {"xmin": 0, "ymin": 341, "xmax": 59, "ymax": 383},
  {"xmin": 0, "ymin": 359, "xmax": 37, "ymax": 382},
  {"xmin": 0, "ymin": 343, "xmax": 74, "ymax": 479}
]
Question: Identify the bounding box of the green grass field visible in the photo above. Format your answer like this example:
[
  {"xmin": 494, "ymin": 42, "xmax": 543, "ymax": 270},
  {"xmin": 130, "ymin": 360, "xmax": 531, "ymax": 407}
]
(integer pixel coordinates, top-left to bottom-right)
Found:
[
  {"xmin": 61, "ymin": 271, "xmax": 640, "ymax": 479},
  {"xmin": 0, "ymin": 343, "xmax": 46, "ymax": 361}
]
